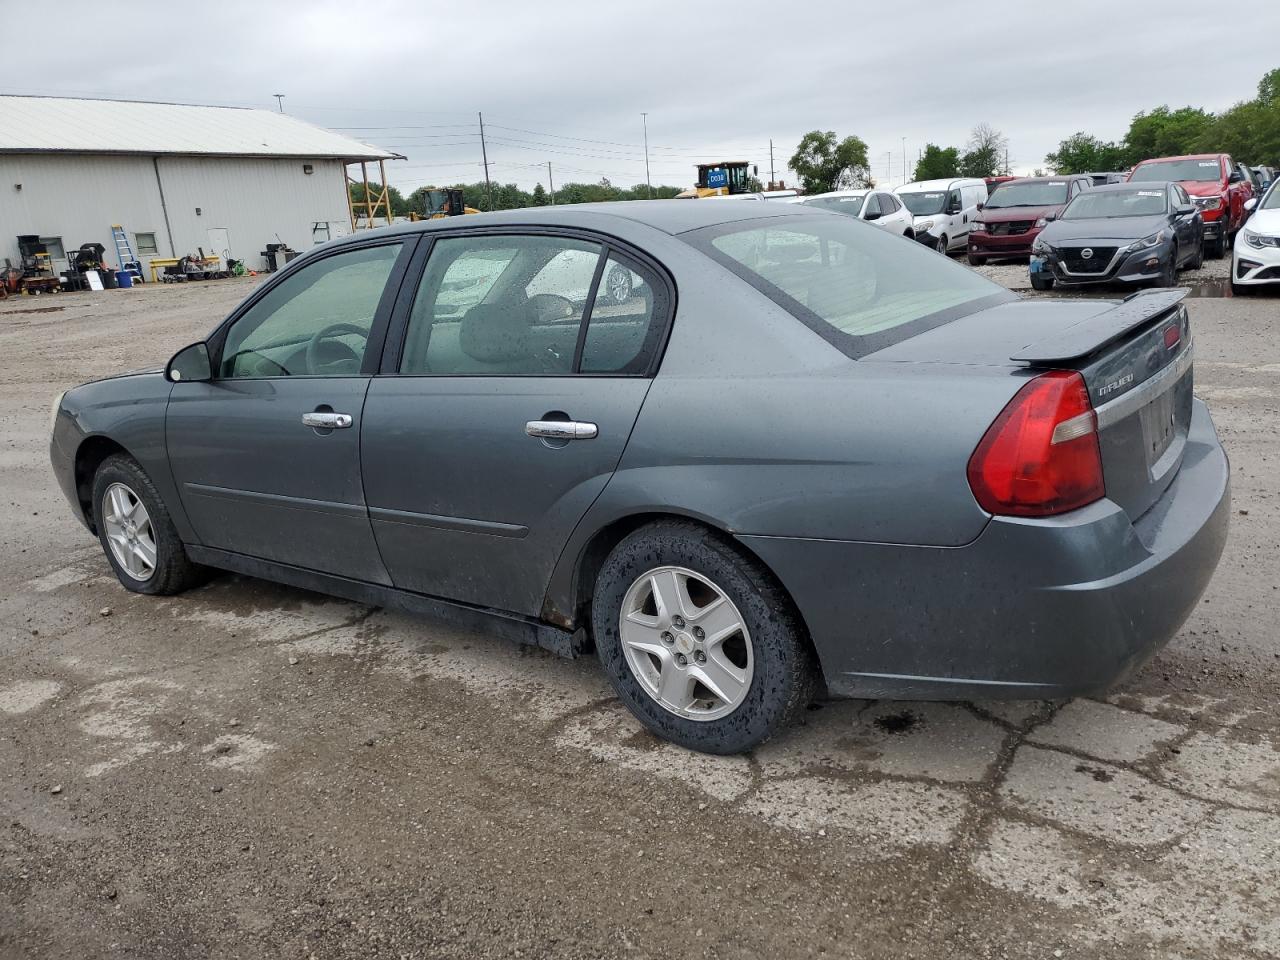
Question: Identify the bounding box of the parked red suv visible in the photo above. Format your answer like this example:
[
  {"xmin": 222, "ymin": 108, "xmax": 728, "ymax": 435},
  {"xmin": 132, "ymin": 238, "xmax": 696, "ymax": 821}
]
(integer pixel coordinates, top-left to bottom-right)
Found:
[
  {"xmin": 1127, "ymin": 154, "xmax": 1252, "ymax": 258},
  {"xmin": 967, "ymin": 176, "xmax": 1093, "ymax": 265}
]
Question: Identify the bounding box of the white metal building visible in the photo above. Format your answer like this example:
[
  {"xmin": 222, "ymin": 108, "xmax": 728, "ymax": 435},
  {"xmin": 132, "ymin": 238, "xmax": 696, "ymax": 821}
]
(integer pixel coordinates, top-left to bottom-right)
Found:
[{"xmin": 0, "ymin": 96, "xmax": 398, "ymax": 278}]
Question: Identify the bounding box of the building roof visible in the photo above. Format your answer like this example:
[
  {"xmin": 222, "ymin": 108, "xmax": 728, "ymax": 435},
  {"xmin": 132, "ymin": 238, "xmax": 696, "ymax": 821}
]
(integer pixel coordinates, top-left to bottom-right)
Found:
[{"xmin": 0, "ymin": 96, "xmax": 401, "ymax": 161}]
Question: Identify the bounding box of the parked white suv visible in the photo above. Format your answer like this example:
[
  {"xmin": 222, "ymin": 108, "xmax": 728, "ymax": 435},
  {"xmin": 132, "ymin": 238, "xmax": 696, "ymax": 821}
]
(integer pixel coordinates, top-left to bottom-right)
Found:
[
  {"xmin": 795, "ymin": 189, "xmax": 915, "ymax": 238},
  {"xmin": 895, "ymin": 177, "xmax": 988, "ymax": 255}
]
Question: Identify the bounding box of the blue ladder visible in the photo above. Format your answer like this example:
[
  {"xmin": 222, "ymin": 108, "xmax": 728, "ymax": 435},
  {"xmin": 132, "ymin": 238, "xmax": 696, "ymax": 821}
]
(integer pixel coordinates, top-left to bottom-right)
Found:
[{"xmin": 110, "ymin": 225, "xmax": 143, "ymax": 282}]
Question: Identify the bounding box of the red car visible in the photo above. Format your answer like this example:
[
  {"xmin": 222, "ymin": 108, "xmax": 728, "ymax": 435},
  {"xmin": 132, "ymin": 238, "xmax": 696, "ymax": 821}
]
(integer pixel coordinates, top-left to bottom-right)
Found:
[
  {"xmin": 1128, "ymin": 154, "xmax": 1252, "ymax": 258},
  {"xmin": 967, "ymin": 176, "xmax": 1094, "ymax": 265}
]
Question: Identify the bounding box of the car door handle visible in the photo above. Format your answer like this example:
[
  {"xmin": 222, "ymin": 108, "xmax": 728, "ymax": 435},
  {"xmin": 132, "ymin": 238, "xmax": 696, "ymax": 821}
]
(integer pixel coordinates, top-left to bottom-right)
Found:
[
  {"xmin": 302, "ymin": 412, "xmax": 353, "ymax": 429},
  {"xmin": 525, "ymin": 420, "xmax": 598, "ymax": 440}
]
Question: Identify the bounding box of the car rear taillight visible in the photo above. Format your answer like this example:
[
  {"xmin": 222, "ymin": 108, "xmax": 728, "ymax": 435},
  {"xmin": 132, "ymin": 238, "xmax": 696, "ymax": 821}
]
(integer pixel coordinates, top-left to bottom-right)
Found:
[{"xmin": 967, "ymin": 370, "xmax": 1104, "ymax": 517}]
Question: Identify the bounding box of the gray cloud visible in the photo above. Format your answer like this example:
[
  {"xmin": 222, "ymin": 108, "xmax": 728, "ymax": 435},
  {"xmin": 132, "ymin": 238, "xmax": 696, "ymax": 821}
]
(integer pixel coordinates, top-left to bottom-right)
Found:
[{"xmin": 7, "ymin": 0, "xmax": 1276, "ymax": 191}]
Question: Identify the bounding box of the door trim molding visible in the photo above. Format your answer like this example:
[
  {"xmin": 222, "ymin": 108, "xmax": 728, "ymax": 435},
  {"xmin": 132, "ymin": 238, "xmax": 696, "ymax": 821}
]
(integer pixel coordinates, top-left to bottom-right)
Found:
[
  {"xmin": 183, "ymin": 482, "xmax": 368, "ymax": 519},
  {"xmin": 368, "ymin": 505, "xmax": 529, "ymax": 539}
]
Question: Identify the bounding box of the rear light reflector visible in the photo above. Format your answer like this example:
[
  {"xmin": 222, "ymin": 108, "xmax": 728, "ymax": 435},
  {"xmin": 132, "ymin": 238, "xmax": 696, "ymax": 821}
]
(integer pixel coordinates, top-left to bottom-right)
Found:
[
  {"xmin": 1164, "ymin": 325, "xmax": 1181, "ymax": 350},
  {"xmin": 967, "ymin": 370, "xmax": 1105, "ymax": 517}
]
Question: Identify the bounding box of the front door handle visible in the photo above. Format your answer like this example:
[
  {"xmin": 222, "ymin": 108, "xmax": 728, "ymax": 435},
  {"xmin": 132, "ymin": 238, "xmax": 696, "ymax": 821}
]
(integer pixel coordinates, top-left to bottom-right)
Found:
[
  {"xmin": 302, "ymin": 412, "xmax": 353, "ymax": 429},
  {"xmin": 525, "ymin": 420, "xmax": 598, "ymax": 440}
]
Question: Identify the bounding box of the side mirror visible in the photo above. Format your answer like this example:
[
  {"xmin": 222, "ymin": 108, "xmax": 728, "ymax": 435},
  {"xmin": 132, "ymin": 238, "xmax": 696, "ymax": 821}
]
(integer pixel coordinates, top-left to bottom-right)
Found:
[
  {"xmin": 166, "ymin": 342, "xmax": 212, "ymax": 383},
  {"xmin": 1244, "ymin": 197, "xmax": 1258, "ymax": 212},
  {"xmin": 1228, "ymin": 170, "xmax": 1243, "ymax": 183},
  {"xmin": 1176, "ymin": 204, "xmax": 1196, "ymax": 216},
  {"xmin": 976, "ymin": 201, "xmax": 985, "ymax": 211},
  {"xmin": 864, "ymin": 210, "xmax": 882, "ymax": 221},
  {"xmin": 1043, "ymin": 212, "xmax": 1058, "ymax": 223}
]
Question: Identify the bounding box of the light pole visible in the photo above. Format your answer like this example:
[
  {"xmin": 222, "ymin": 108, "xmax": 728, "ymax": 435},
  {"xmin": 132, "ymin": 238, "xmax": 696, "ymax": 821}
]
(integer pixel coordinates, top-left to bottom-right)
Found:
[
  {"xmin": 272, "ymin": 93, "xmax": 285, "ymax": 113},
  {"xmin": 902, "ymin": 137, "xmax": 907, "ymax": 184},
  {"xmin": 641, "ymin": 113, "xmax": 653, "ymax": 199}
]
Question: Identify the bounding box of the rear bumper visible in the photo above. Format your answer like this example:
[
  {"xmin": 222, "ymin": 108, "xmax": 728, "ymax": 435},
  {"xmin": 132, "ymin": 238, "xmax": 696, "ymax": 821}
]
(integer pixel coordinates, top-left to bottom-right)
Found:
[{"xmin": 740, "ymin": 399, "xmax": 1230, "ymax": 700}]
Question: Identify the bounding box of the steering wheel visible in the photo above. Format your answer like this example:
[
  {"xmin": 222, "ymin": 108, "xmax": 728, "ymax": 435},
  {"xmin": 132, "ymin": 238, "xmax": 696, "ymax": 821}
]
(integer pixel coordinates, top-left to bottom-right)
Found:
[
  {"xmin": 305, "ymin": 322, "xmax": 366, "ymax": 374},
  {"xmin": 527, "ymin": 293, "xmax": 576, "ymax": 324}
]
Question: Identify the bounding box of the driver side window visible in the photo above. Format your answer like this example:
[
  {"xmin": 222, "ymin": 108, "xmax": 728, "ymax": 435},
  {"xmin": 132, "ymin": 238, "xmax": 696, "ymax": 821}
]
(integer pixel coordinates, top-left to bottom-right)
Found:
[{"xmin": 219, "ymin": 242, "xmax": 403, "ymax": 379}]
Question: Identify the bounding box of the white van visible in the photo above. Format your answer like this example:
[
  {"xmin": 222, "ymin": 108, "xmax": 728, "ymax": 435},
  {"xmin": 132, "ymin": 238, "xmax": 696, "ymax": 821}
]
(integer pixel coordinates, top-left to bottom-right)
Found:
[{"xmin": 894, "ymin": 177, "xmax": 988, "ymax": 255}]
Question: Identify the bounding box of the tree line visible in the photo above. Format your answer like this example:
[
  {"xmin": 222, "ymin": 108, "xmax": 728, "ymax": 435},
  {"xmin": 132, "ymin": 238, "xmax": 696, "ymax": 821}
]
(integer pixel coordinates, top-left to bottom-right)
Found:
[{"xmin": 350, "ymin": 178, "xmax": 686, "ymax": 217}]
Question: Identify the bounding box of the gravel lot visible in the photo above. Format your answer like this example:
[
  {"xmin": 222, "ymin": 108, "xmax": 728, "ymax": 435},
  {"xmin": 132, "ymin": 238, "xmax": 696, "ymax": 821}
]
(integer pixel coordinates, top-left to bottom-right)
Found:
[{"xmin": 2, "ymin": 254, "xmax": 1277, "ymax": 960}]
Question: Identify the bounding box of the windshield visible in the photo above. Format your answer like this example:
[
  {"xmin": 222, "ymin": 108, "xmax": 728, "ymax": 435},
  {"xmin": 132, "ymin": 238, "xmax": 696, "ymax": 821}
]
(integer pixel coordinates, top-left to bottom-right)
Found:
[
  {"xmin": 803, "ymin": 195, "xmax": 865, "ymax": 216},
  {"xmin": 1062, "ymin": 189, "xmax": 1168, "ymax": 219},
  {"xmin": 1130, "ymin": 159, "xmax": 1222, "ymax": 183},
  {"xmin": 898, "ymin": 191, "xmax": 947, "ymax": 216},
  {"xmin": 985, "ymin": 181, "xmax": 1070, "ymax": 208},
  {"xmin": 684, "ymin": 215, "xmax": 1010, "ymax": 359}
]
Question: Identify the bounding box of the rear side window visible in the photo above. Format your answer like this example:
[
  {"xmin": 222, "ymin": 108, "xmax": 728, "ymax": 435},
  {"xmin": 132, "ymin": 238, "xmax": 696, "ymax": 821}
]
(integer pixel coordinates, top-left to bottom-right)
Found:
[
  {"xmin": 580, "ymin": 255, "xmax": 669, "ymax": 374},
  {"xmin": 686, "ymin": 215, "xmax": 1011, "ymax": 358}
]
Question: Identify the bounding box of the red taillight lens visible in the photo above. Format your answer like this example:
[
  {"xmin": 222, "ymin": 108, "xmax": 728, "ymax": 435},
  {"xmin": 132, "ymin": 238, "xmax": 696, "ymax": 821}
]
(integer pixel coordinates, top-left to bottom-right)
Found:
[{"xmin": 967, "ymin": 370, "xmax": 1104, "ymax": 517}]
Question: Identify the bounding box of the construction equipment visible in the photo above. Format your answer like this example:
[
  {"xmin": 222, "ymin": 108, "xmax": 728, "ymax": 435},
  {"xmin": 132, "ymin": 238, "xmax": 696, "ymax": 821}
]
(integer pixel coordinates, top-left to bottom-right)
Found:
[
  {"xmin": 677, "ymin": 162, "xmax": 755, "ymax": 198},
  {"xmin": 408, "ymin": 188, "xmax": 480, "ymax": 220},
  {"xmin": 110, "ymin": 226, "xmax": 143, "ymax": 283}
]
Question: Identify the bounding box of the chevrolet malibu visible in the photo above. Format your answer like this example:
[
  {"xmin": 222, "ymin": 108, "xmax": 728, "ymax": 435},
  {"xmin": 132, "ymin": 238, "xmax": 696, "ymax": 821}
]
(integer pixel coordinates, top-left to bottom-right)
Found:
[{"xmin": 51, "ymin": 202, "xmax": 1230, "ymax": 754}]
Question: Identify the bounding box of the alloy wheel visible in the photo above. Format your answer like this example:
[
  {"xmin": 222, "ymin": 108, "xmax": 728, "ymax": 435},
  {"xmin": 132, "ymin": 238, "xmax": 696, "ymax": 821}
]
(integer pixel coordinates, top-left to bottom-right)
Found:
[
  {"xmin": 618, "ymin": 566, "xmax": 754, "ymax": 722},
  {"xmin": 606, "ymin": 264, "xmax": 633, "ymax": 304},
  {"xmin": 101, "ymin": 482, "xmax": 157, "ymax": 581}
]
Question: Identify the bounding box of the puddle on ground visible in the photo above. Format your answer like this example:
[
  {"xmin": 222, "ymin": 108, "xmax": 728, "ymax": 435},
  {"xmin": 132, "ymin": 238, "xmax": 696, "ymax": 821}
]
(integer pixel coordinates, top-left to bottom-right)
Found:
[{"xmin": 1184, "ymin": 279, "xmax": 1234, "ymax": 298}]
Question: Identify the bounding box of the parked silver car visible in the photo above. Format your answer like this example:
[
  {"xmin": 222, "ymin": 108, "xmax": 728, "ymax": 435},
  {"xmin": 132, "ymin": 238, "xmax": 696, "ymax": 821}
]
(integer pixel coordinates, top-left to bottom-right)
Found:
[{"xmin": 51, "ymin": 202, "xmax": 1230, "ymax": 753}]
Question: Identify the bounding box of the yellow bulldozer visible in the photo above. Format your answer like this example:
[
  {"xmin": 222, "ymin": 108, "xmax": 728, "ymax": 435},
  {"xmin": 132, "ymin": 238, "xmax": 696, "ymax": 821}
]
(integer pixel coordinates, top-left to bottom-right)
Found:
[
  {"xmin": 676, "ymin": 161, "xmax": 755, "ymax": 198},
  {"xmin": 408, "ymin": 188, "xmax": 480, "ymax": 220}
]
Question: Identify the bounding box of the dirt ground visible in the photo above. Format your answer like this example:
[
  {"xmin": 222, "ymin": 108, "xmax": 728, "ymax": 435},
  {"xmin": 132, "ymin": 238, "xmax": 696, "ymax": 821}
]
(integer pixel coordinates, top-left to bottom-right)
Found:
[{"xmin": 2, "ymin": 251, "xmax": 1278, "ymax": 960}]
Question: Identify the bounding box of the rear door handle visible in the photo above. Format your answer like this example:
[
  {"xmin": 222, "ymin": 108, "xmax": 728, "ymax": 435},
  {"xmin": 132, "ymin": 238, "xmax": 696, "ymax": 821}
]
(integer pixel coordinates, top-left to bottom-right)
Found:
[
  {"xmin": 302, "ymin": 412, "xmax": 353, "ymax": 429},
  {"xmin": 525, "ymin": 420, "xmax": 598, "ymax": 440}
]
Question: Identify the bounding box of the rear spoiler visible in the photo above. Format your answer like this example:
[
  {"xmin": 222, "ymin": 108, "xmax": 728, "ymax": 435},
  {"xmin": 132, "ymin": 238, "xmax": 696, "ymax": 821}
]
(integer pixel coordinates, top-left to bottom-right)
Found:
[{"xmin": 1010, "ymin": 289, "xmax": 1188, "ymax": 364}]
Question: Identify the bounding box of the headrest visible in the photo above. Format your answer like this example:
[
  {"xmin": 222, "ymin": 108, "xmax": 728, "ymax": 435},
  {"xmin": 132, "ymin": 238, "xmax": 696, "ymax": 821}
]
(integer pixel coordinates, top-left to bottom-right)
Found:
[{"xmin": 459, "ymin": 301, "xmax": 533, "ymax": 363}]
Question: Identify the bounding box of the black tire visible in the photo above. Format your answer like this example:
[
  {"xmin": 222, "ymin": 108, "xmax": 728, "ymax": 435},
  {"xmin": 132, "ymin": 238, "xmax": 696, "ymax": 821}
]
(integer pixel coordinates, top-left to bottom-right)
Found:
[
  {"xmin": 591, "ymin": 521, "xmax": 818, "ymax": 755},
  {"xmin": 1212, "ymin": 228, "xmax": 1230, "ymax": 259},
  {"xmin": 1030, "ymin": 273, "xmax": 1055, "ymax": 291},
  {"xmin": 92, "ymin": 453, "xmax": 207, "ymax": 596},
  {"xmin": 967, "ymin": 252, "xmax": 987, "ymax": 266},
  {"xmin": 935, "ymin": 234, "xmax": 949, "ymax": 255},
  {"xmin": 1157, "ymin": 245, "xmax": 1177, "ymax": 287},
  {"xmin": 1189, "ymin": 234, "xmax": 1204, "ymax": 270}
]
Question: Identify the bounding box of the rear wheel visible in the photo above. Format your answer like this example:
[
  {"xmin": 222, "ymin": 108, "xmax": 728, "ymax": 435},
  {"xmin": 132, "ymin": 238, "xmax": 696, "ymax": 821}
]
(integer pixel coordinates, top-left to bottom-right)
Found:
[
  {"xmin": 92, "ymin": 454, "xmax": 206, "ymax": 595},
  {"xmin": 591, "ymin": 521, "xmax": 816, "ymax": 754},
  {"xmin": 1030, "ymin": 273, "xmax": 1055, "ymax": 291}
]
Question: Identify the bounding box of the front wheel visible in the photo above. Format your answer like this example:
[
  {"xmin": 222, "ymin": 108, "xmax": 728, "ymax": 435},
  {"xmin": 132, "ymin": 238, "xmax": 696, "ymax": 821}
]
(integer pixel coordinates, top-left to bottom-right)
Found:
[
  {"xmin": 1189, "ymin": 234, "xmax": 1204, "ymax": 270},
  {"xmin": 1157, "ymin": 245, "xmax": 1177, "ymax": 287},
  {"xmin": 92, "ymin": 454, "xmax": 207, "ymax": 595},
  {"xmin": 1030, "ymin": 273, "xmax": 1055, "ymax": 291},
  {"xmin": 967, "ymin": 252, "xmax": 987, "ymax": 266},
  {"xmin": 935, "ymin": 234, "xmax": 950, "ymax": 255},
  {"xmin": 1212, "ymin": 228, "xmax": 1230, "ymax": 259},
  {"xmin": 591, "ymin": 521, "xmax": 816, "ymax": 754}
]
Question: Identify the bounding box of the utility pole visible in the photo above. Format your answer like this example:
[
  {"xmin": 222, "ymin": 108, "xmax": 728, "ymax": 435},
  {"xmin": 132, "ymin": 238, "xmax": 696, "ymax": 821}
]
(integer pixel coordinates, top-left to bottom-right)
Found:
[
  {"xmin": 547, "ymin": 161, "xmax": 555, "ymax": 205},
  {"xmin": 641, "ymin": 113, "xmax": 652, "ymax": 199},
  {"xmin": 478, "ymin": 111, "xmax": 494, "ymax": 211},
  {"xmin": 272, "ymin": 93, "xmax": 285, "ymax": 113},
  {"xmin": 769, "ymin": 139, "xmax": 775, "ymax": 188},
  {"xmin": 901, "ymin": 137, "xmax": 907, "ymax": 185}
]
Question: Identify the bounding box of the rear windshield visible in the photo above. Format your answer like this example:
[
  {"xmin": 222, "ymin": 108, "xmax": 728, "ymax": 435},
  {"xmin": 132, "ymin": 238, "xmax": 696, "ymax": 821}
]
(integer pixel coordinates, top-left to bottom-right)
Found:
[
  {"xmin": 1062, "ymin": 189, "xmax": 1168, "ymax": 219},
  {"xmin": 1130, "ymin": 159, "xmax": 1222, "ymax": 183},
  {"xmin": 898, "ymin": 191, "xmax": 948, "ymax": 215},
  {"xmin": 986, "ymin": 181, "xmax": 1070, "ymax": 208},
  {"xmin": 684, "ymin": 215, "xmax": 1011, "ymax": 358},
  {"xmin": 802, "ymin": 195, "xmax": 865, "ymax": 216}
]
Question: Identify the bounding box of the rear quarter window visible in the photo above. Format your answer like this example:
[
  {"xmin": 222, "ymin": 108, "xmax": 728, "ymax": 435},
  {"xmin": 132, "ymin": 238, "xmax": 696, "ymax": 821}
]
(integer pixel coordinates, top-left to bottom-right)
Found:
[{"xmin": 685, "ymin": 215, "xmax": 1012, "ymax": 358}]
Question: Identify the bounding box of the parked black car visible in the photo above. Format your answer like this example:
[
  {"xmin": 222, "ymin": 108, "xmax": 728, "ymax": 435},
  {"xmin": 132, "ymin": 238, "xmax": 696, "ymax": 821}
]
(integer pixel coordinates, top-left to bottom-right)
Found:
[{"xmin": 1029, "ymin": 182, "xmax": 1204, "ymax": 290}]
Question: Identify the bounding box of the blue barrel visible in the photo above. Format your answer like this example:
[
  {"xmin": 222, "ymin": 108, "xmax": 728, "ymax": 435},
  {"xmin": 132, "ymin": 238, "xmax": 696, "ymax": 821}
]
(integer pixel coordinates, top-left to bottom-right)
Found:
[{"xmin": 115, "ymin": 271, "xmax": 133, "ymax": 288}]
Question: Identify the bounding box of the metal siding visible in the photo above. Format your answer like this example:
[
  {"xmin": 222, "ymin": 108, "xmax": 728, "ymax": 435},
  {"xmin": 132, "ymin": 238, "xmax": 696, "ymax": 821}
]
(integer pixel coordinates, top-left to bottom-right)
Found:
[
  {"xmin": 0, "ymin": 154, "xmax": 168, "ymax": 273},
  {"xmin": 0, "ymin": 96, "xmax": 395, "ymax": 160},
  {"xmin": 1, "ymin": 155, "xmax": 352, "ymax": 277},
  {"xmin": 157, "ymin": 157, "xmax": 351, "ymax": 270}
]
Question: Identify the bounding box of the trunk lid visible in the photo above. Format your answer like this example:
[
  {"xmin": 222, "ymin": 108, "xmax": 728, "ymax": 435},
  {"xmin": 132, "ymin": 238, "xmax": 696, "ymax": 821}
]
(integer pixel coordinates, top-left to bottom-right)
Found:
[{"xmin": 865, "ymin": 289, "xmax": 1194, "ymax": 522}]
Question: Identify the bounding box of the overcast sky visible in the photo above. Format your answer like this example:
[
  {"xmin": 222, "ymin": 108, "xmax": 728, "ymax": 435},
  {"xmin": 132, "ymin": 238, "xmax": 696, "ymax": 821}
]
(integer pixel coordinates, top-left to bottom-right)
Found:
[{"xmin": 6, "ymin": 1, "xmax": 1277, "ymax": 193}]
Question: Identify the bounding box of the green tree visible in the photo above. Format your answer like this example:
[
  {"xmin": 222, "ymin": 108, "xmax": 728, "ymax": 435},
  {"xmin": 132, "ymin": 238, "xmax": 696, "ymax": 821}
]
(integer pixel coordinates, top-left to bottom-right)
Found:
[
  {"xmin": 788, "ymin": 130, "xmax": 872, "ymax": 193},
  {"xmin": 913, "ymin": 144, "xmax": 960, "ymax": 181},
  {"xmin": 531, "ymin": 183, "xmax": 549, "ymax": 206},
  {"xmin": 1045, "ymin": 132, "xmax": 1128, "ymax": 174},
  {"xmin": 1123, "ymin": 106, "xmax": 1214, "ymax": 166},
  {"xmin": 958, "ymin": 123, "xmax": 1008, "ymax": 178}
]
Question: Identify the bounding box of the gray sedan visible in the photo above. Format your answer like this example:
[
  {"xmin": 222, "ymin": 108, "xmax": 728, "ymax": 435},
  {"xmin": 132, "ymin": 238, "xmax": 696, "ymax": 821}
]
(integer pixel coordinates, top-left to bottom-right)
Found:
[{"xmin": 50, "ymin": 201, "xmax": 1230, "ymax": 754}]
